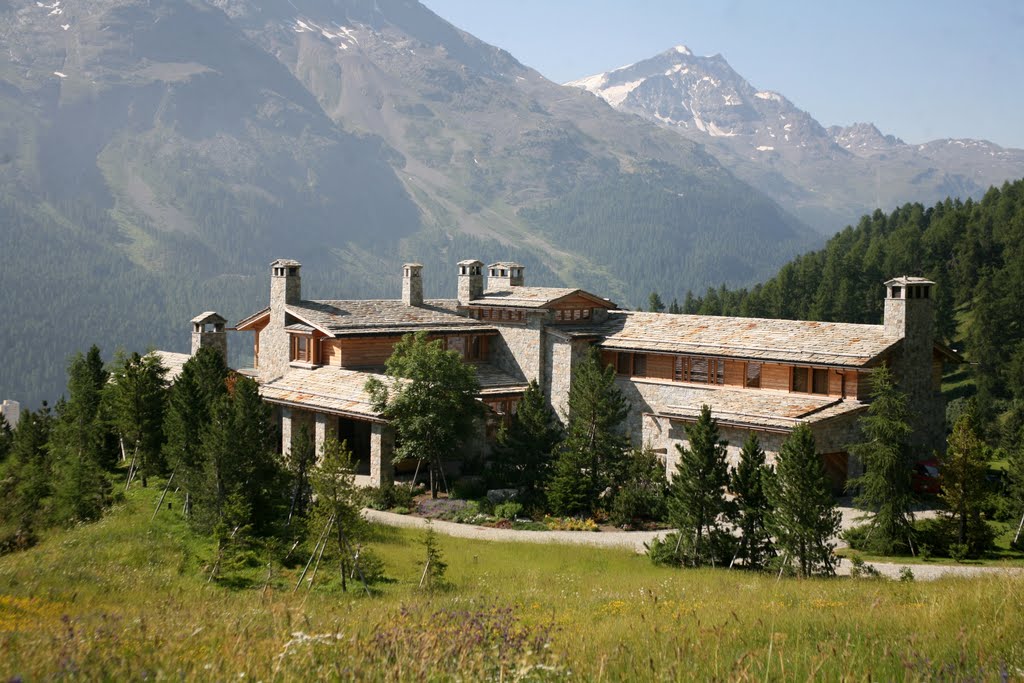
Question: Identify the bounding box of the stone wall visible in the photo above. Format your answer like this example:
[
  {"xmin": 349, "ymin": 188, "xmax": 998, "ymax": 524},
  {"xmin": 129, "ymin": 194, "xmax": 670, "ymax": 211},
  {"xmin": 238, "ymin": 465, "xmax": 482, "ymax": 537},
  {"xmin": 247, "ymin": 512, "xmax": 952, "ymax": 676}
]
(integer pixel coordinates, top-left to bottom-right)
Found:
[
  {"xmin": 489, "ymin": 313, "xmax": 547, "ymax": 384},
  {"xmin": 545, "ymin": 337, "xmax": 599, "ymax": 422}
]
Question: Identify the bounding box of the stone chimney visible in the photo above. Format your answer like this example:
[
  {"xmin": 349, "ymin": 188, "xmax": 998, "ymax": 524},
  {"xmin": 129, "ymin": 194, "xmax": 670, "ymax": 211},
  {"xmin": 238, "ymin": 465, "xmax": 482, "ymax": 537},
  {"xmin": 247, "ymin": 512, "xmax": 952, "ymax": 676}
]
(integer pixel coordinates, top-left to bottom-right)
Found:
[
  {"xmin": 881, "ymin": 276, "xmax": 942, "ymax": 453},
  {"xmin": 270, "ymin": 259, "xmax": 301, "ymax": 326},
  {"xmin": 402, "ymin": 263, "xmax": 424, "ymax": 306},
  {"xmin": 487, "ymin": 262, "xmax": 524, "ymax": 290},
  {"xmin": 458, "ymin": 259, "xmax": 484, "ymax": 304},
  {"xmin": 883, "ymin": 276, "xmax": 934, "ymax": 341},
  {"xmin": 191, "ymin": 311, "xmax": 228, "ymax": 359}
]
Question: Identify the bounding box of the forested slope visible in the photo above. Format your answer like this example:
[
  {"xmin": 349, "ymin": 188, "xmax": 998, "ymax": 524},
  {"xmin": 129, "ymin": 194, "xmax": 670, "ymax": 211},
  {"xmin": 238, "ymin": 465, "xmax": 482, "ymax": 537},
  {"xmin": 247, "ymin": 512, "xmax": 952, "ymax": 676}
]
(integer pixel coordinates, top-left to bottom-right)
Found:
[{"xmin": 680, "ymin": 178, "xmax": 1024, "ymax": 409}]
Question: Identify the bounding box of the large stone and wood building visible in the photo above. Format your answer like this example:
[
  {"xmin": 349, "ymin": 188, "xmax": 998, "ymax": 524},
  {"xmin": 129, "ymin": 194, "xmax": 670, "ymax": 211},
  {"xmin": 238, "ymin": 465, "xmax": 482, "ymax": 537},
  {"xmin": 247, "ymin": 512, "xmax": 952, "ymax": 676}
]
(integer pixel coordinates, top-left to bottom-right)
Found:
[{"xmin": 176, "ymin": 259, "xmax": 956, "ymax": 491}]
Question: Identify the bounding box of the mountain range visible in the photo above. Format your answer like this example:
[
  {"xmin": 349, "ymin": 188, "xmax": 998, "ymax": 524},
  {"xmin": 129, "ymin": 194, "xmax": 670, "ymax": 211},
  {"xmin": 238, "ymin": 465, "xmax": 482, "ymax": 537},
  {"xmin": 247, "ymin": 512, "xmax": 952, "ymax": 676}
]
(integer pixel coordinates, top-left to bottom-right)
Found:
[
  {"xmin": 568, "ymin": 46, "xmax": 1024, "ymax": 232},
  {"xmin": 0, "ymin": 0, "xmax": 817, "ymax": 406},
  {"xmin": 1, "ymin": 0, "xmax": 1019, "ymax": 408}
]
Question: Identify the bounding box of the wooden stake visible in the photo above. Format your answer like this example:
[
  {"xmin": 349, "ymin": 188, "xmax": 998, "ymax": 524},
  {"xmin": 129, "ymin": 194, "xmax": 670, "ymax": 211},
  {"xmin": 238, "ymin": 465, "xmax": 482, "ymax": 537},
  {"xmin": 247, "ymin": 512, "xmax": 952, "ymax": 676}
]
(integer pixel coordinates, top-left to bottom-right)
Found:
[
  {"xmin": 150, "ymin": 470, "xmax": 175, "ymax": 523},
  {"xmin": 294, "ymin": 515, "xmax": 333, "ymax": 592},
  {"xmin": 306, "ymin": 517, "xmax": 333, "ymax": 591}
]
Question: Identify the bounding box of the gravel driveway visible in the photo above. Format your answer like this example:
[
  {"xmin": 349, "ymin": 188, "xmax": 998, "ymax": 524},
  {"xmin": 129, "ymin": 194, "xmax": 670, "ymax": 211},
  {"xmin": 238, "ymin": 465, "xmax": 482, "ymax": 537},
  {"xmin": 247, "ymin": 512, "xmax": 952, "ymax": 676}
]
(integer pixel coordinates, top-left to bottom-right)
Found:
[{"xmin": 363, "ymin": 505, "xmax": 1024, "ymax": 581}]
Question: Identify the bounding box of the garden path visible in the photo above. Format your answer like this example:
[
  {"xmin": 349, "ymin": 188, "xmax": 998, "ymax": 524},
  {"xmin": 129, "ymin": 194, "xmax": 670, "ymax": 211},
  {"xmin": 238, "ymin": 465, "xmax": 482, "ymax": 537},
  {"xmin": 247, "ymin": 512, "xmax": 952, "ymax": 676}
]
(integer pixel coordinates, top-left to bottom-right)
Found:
[{"xmin": 363, "ymin": 507, "xmax": 1024, "ymax": 581}]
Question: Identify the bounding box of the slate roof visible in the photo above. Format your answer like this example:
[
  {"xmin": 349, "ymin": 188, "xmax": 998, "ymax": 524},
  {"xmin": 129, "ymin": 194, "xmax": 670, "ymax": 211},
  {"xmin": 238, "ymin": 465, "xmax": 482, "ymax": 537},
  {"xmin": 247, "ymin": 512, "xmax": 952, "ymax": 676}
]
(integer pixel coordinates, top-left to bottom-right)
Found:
[
  {"xmin": 469, "ymin": 287, "xmax": 614, "ymax": 309},
  {"xmin": 654, "ymin": 385, "xmax": 868, "ymax": 432},
  {"xmin": 572, "ymin": 311, "xmax": 900, "ymax": 367},
  {"xmin": 149, "ymin": 350, "xmax": 191, "ymax": 383},
  {"xmin": 239, "ymin": 299, "xmax": 496, "ymax": 336},
  {"xmin": 259, "ymin": 363, "xmax": 528, "ymax": 419},
  {"xmin": 261, "ymin": 367, "xmax": 383, "ymax": 420}
]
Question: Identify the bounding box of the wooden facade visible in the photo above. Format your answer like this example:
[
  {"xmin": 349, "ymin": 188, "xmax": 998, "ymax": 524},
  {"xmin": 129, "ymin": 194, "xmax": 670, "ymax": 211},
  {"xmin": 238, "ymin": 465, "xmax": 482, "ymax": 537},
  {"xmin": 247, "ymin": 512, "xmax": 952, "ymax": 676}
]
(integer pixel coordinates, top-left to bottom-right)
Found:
[{"xmin": 603, "ymin": 349, "xmax": 868, "ymax": 400}]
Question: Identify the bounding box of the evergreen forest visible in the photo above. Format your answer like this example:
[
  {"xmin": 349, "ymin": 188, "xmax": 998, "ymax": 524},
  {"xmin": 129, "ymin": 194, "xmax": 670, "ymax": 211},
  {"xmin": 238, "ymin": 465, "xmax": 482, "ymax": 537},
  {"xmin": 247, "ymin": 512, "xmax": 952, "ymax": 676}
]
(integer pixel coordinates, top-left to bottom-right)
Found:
[{"xmin": 672, "ymin": 178, "xmax": 1024, "ymax": 416}]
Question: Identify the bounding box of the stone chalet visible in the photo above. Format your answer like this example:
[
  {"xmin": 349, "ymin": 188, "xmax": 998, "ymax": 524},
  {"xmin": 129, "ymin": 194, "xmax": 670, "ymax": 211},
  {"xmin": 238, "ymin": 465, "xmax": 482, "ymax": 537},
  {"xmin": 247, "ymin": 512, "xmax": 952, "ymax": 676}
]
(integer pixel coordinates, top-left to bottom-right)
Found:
[{"xmin": 165, "ymin": 259, "xmax": 959, "ymax": 491}]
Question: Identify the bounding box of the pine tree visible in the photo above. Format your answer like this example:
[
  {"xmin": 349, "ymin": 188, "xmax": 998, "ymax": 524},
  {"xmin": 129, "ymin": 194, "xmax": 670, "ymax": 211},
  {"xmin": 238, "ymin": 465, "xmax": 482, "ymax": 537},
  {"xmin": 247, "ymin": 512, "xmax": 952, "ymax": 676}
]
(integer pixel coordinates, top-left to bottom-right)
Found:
[
  {"xmin": 609, "ymin": 444, "xmax": 668, "ymax": 528},
  {"xmin": 0, "ymin": 407, "xmax": 54, "ymax": 545},
  {"xmin": 492, "ymin": 379, "xmax": 562, "ymax": 508},
  {"xmin": 648, "ymin": 291, "xmax": 666, "ymax": 312},
  {"xmin": 0, "ymin": 413, "xmax": 12, "ymax": 465},
  {"xmin": 366, "ymin": 332, "xmax": 481, "ymax": 498},
  {"xmin": 549, "ymin": 347, "xmax": 629, "ymax": 515},
  {"xmin": 941, "ymin": 409, "xmax": 992, "ymax": 556},
  {"xmin": 668, "ymin": 298, "xmax": 682, "ymax": 315},
  {"xmin": 731, "ymin": 432, "xmax": 774, "ymax": 570},
  {"xmin": 310, "ymin": 437, "xmax": 365, "ymax": 591},
  {"xmin": 107, "ymin": 351, "xmax": 169, "ymax": 486},
  {"xmin": 50, "ymin": 350, "xmax": 113, "ymax": 524},
  {"xmin": 847, "ymin": 365, "xmax": 915, "ymax": 554},
  {"xmin": 192, "ymin": 376, "xmax": 281, "ymax": 536},
  {"xmin": 286, "ymin": 424, "xmax": 316, "ymax": 525},
  {"xmin": 163, "ymin": 347, "xmax": 228, "ymax": 512},
  {"xmin": 766, "ymin": 424, "xmax": 841, "ymax": 577},
  {"xmin": 667, "ymin": 405, "xmax": 732, "ymax": 566},
  {"xmin": 420, "ymin": 523, "xmax": 449, "ymax": 592}
]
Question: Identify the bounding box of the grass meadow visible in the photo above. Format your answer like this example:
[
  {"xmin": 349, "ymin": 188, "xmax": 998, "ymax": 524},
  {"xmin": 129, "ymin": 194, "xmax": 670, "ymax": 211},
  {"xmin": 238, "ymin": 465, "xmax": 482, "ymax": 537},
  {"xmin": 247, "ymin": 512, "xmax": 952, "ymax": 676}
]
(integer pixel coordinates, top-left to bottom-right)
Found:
[{"xmin": 2, "ymin": 483, "xmax": 1023, "ymax": 681}]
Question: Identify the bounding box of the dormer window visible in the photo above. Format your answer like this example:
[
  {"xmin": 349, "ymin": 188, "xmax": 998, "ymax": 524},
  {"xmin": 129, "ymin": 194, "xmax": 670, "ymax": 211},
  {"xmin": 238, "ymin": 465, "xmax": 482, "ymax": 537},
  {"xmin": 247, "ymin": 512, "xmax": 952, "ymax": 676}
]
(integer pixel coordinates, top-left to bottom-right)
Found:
[{"xmin": 291, "ymin": 335, "xmax": 313, "ymax": 363}]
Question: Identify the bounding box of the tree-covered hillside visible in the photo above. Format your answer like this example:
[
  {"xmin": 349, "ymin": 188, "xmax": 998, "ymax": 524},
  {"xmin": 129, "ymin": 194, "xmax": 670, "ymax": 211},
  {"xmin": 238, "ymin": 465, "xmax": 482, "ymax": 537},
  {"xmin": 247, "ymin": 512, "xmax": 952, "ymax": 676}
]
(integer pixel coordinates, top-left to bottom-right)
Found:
[{"xmin": 679, "ymin": 178, "xmax": 1024, "ymax": 411}]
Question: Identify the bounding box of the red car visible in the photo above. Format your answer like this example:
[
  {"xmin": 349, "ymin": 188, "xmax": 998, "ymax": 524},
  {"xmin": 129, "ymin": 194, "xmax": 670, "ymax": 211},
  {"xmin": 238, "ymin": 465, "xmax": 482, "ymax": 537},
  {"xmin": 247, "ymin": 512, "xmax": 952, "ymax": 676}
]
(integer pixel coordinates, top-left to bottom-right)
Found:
[{"xmin": 912, "ymin": 459, "xmax": 941, "ymax": 495}]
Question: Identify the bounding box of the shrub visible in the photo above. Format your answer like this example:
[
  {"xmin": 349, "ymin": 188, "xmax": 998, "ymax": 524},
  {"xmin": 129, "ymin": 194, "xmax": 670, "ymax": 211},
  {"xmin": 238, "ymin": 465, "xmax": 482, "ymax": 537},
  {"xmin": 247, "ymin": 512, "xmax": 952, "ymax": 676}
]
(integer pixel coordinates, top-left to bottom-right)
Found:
[
  {"xmin": 609, "ymin": 447, "xmax": 668, "ymax": 529},
  {"xmin": 543, "ymin": 516, "xmax": 598, "ymax": 531},
  {"xmin": 493, "ymin": 502, "xmax": 523, "ymax": 521},
  {"xmin": 949, "ymin": 543, "xmax": 970, "ymax": 563},
  {"xmin": 647, "ymin": 532, "xmax": 684, "ymax": 566},
  {"xmin": 899, "ymin": 566, "xmax": 915, "ymax": 582},
  {"xmin": 365, "ymin": 483, "xmax": 416, "ymax": 511},
  {"xmin": 848, "ymin": 553, "xmax": 881, "ymax": 579},
  {"xmin": 451, "ymin": 476, "xmax": 487, "ymax": 501}
]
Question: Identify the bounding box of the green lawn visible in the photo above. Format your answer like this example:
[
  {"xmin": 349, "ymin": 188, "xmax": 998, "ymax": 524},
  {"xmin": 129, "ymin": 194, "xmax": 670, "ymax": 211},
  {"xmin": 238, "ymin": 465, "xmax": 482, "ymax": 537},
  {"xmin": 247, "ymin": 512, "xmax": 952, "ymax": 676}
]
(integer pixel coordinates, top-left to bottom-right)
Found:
[{"xmin": 2, "ymin": 483, "xmax": 1023, "ymax": 680}]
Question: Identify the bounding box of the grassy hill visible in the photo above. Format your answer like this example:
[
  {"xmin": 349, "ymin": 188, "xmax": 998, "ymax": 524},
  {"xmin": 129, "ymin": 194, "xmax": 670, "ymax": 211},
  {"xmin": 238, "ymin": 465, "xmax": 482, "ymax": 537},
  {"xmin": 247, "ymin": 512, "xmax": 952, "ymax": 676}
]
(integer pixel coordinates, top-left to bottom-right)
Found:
[{"xmin": 1, "ymin": 481, "xmax": 1022, "ymax": 680}]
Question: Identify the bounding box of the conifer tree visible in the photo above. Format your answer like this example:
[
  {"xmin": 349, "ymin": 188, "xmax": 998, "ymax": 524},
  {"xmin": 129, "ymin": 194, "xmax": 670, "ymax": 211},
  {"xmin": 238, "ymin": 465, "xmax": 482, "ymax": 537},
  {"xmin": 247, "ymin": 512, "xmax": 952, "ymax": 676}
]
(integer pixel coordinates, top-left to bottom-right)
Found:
[
  {"xmin": 492, "ymin": 379, "xmax": 562, "ymax": 508},
  {"xmin": 941, "ymin": 408, "xmax": 992, "ymax": 556},
  {"xmin": 310, "ymin": 437, "xmax": 365, "ymax": 591},
  {"xmin": 107, "ymin": 351, "xmax": 169, "ymax": 486},
  {"xmin": 648, "ymin": 292, "xmax": 666, "ymax": 312},
  {"xmin": 420, "ymin": 523, "xmax": 449, "ymax": 592},
  {"xmin": 548, "ymin": 347, "xmax": 629, "ymax": 515},
  {"xmin": 731, "ymin": 432, "xmax": 774, "ymax": 569},
  {"xmin": 609, "ymin": 444, "xmax": 668, "ymax": 528},
  {"xmin": 163, "ymin": 346, "xmax": 228, "ymax": 512},
  {"xmin": 847, "ymin": 365, "xmax": 915, "ymax": 554},
  {"xmin": 192, "ymin": 376, "xmax": 281, "ymax": 536},
  {"xmin": 286, "ymin": 424, "xmax": 316, "ymax": 525},
  {"xmin": 667, "ymin": 405, "xmax": 732, "ymax": 566},
  {"xmin": 547, "ymin": 446, "xmax": 594, "ymax": 517},
  {"xmin": 668, "ymin": 298, "xmax": 682, "ymax": 315},
  {"xmin": 766, "ymin": 424, "xmax": 841, "ymax": 577},
  {"xmin": 50, "ymin": 349, "xmax": 113, "ymax": 524},
  {"xmin": 366, "ymin": 331, "xmax": 481, "ymax": 498},
  {"xmin": 0, "ymin": 413, "xmax": 12, "ymax": 465},
  {"xmin": 0, "ymin": 407, "xmax": 54, "ymax": 545}
]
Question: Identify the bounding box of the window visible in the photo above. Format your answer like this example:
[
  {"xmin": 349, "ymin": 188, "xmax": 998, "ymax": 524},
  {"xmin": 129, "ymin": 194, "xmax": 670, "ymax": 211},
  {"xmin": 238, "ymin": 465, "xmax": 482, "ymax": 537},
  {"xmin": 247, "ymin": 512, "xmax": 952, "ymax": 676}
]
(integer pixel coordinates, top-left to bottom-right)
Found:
[
  {"xmin": 674, "ymin": 356, "xmax": 686, "ymax": 382},
  {"xmin": 632, "ymin": 354, "xmax": 647, "ymax": 377},
  {"xmin": 468, "ymin": 335, "xmax": 482, "ymax": 361},
  {"xmin": 792, "ymin": 367, "xmax": 809, "ymax": 393},
  {"xmin": 812, "ymin": 368, "xmax": 829, "ymax": 395},
  {"xmin": 690, "ymin": 357, "xmax": 709, "ymax": 383},
  {"xmin": 291, "ymin": 335, "xmax": 312, "ymax": 363},
  {"xmin": 617, "ymin": 352, "xmax": 632, "ymax": 375},
  {"xmin": 792, "ymin": 366, "xmax": 830, "ymax": 395},
  {"xmin": 745, "ymin": 362, "xmax": 762, "ymax": 388}
]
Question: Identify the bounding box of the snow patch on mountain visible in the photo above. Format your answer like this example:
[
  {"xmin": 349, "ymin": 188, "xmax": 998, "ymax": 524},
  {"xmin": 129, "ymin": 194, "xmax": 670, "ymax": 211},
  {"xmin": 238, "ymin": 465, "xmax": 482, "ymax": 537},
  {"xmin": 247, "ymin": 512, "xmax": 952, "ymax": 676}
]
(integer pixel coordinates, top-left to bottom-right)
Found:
[
  {"xmin": 600, "ymin": 78, "xmax": 645, "ymax": 106},
  {"xmin": 755, "ymin": 91, "xmax": 782, "ymax": 102}
]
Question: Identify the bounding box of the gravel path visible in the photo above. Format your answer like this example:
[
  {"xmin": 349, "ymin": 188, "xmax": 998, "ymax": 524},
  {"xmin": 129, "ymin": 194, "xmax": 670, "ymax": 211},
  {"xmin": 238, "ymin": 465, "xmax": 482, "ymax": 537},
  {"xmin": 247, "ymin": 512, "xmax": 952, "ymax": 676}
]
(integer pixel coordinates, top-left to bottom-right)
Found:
[{"xmin": 363, "ymin": 507, "xmax": 1024, "ymax": 581}]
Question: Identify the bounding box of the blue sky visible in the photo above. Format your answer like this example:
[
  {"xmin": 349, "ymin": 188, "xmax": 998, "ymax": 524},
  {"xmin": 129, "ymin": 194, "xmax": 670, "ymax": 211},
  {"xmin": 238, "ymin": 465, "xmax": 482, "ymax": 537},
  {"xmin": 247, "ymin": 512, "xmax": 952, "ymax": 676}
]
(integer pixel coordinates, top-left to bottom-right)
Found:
[{"xmin": 422, "ymin": 1, "xmax": 1024, "ymax": 148}]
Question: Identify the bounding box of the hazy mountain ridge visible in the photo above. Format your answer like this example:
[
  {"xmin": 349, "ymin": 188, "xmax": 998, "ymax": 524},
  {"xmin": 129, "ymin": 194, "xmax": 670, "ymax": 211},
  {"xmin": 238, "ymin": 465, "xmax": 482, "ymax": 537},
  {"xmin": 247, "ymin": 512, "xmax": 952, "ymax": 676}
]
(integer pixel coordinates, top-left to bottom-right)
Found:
[
  {"xmin": 0, "ymin": 0, "xmax": 821, "ymax": 406},
  {"xmin": 568, "ymin": 46, "xmax": 1024, "ymax": 232}
]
